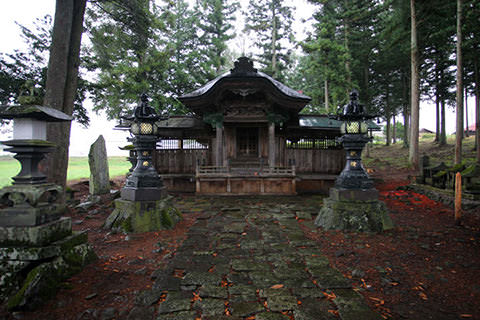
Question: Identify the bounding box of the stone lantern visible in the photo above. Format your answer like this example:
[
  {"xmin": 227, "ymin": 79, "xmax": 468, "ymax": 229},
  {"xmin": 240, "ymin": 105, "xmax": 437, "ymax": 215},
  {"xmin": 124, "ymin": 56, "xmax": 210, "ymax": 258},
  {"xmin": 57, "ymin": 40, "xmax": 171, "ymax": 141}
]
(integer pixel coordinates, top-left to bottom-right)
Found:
[
  {"xmin": 315, "ymin": 91, "xmax": 393, "ymax": 232},
  {"xmin": 0, "ymin": 104, "xmax": 96, "ymax": 310},
  {"xmin": 105, "ymin": 94, "xmax": 181, "ymax": 233},
  {"xmin": 121, "ymin": 93, "xmax": 166, "ymax": 201},
  {"xmin": 0, "ymin": 105, "xmax": 72, "ymax": 226}
]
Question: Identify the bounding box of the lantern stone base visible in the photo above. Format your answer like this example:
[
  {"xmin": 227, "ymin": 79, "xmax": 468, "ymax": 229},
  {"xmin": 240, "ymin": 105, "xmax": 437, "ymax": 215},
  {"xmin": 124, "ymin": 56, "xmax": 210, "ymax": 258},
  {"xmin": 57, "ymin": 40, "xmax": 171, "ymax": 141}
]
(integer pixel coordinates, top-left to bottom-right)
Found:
[
  {"xmin": 0, "ymin": 203, "xmax": 65, "ymax": 227},
  {"xmin": 0, "ymin": 227, "xmax": 97, "ymax": 310},
  {"xmin": 0, "ymin": 217, "xmax": 72, "ymax": 247},
  {"xmin": 0, "ymin": 183, "xmax": 65, "ymax": 227},
  {"xmin": 120, "ymin": 186, "xmax": 166, "ymax": 201},
  {"xmin": 105, "ymin": 196, "xmax": 182, "ymax": 233},
  {"xmin": 315, "ymin": 188, "xmax": 393, "ymax": 232}
]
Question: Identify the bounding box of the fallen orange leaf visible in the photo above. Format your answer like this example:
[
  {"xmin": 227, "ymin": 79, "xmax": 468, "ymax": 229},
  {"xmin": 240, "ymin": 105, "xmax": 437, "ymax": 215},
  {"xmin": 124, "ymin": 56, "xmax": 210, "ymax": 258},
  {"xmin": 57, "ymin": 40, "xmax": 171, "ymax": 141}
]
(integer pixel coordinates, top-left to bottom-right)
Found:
[
  {"xmin": 270, "ymin": 284, "xmax": 284, "ymax": 289},
  {"xmin": 328, "ymin": 310, "xmax": 339, "ymax": 316},
  {"xmin": 192, "ymin": 292, "xmax": 202, "ymax": 302},
  {"xmin": 323, "ymin": 291, "xmax": 337, "ymax": 300}
]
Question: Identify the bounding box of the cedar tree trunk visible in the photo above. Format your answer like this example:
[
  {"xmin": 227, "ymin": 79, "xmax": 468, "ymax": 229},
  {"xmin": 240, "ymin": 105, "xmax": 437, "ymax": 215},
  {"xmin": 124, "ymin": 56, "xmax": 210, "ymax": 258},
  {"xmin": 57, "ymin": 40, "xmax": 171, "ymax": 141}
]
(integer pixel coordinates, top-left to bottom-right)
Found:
[
  {"xmin": 43, "ymin": 0, "xmax": 87, "ymax": 190},
  {"xmin": 409, "ymin": 0, "xmax": 420, "ymax": 171},
  {"xmin": 455, "ymin": 0, "xmax": 463, "ymax": 165}
]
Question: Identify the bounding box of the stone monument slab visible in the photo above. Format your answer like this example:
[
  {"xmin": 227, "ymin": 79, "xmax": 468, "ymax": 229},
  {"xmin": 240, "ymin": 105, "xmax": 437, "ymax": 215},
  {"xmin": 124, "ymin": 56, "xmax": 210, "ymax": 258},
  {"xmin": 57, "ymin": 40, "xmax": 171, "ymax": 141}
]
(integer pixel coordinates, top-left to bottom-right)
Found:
[{"xmin": 88, "ymin": 135, "xmax": 110, "ymax": 195}]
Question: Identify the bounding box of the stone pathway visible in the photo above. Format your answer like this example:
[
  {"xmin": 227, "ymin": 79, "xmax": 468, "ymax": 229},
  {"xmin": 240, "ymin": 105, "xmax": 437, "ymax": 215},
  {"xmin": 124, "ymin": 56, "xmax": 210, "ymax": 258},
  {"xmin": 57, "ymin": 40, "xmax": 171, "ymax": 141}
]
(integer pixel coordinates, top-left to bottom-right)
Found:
[{"xmin": 127, "ymin": 196, "xmax": 382, "ymax": 320}]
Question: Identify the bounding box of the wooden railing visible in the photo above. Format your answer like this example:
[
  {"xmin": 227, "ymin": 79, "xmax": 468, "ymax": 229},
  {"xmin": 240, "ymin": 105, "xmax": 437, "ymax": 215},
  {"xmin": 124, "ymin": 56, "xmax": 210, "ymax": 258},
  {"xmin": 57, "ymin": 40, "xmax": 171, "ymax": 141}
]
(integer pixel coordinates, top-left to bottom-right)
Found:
[{"xmin": 196, "ymin": 165, "xmax": 295, "ymax": 177}]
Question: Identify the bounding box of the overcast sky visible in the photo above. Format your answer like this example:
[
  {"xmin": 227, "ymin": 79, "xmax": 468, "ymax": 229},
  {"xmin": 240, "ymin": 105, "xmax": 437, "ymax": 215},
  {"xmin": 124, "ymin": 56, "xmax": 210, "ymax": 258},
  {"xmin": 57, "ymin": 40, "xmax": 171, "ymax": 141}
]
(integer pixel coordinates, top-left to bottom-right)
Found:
[{"xmin": 0, "ymin": 1, "xmax": 467, "ymax": 156}]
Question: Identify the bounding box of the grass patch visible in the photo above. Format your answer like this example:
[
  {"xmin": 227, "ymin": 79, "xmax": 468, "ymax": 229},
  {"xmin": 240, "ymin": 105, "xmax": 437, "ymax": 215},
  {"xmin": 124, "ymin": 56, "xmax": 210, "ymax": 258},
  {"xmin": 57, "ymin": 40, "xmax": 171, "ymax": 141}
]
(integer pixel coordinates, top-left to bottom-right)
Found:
[
  {"xmin": 0, "ymin": 157, "xmax": 20, "ymax": 188},
  {"xmin": 67, "ymin": 156, "xmax": 129, "ymax": 181},
  {"xmin": 364, "ymin": 134, "xmax": 478, "ymax": 171},
  {"xmin": 0, "ymin": 156, "xmax": 130, "ymax": 188}
]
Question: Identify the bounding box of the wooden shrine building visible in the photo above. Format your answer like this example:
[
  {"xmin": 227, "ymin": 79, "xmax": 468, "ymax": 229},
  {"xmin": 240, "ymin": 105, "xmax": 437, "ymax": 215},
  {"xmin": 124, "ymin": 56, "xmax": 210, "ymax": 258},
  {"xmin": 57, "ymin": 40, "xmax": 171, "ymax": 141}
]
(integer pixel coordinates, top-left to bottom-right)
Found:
[{"xmin": 152, "ymin": 57, "xmax": 356, "ymax": 195}]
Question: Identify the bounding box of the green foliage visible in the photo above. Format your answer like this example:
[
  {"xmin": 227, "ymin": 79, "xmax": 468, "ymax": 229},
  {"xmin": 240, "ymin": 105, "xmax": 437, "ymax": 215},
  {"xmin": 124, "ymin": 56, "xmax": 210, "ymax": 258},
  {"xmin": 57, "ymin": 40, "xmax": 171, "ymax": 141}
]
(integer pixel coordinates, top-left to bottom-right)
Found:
[
  {"xmin": 85, "ymin": 0, "xmax": 236, "ymax": 118},
  {"xmin": 383, "ymin": 121, "xmax": 406, "ymax": 142},
  {"xmin": 244, "ymin": 0, "xmax": 294, "ymax": 81},
  {"xmin": 300, "ymin": 0, "xmax": 383, "ymax": 112},
  {"xmin": 0, "ymin": 15, "xmax": 89, "ymax": 126},
  {"xmin": 195, "ymin": 0, "xmax": 240, "ymax": 79},
  {"xmin": 85, "ymin": 0, "xmax": 166, "ymax": 118}
]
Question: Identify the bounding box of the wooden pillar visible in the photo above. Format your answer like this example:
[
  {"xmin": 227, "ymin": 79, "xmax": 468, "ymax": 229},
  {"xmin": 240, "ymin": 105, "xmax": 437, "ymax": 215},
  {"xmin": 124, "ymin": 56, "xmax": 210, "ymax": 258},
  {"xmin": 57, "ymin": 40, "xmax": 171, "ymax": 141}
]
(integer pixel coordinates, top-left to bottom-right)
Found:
[
  {"xmin": 269, "ymin": 122, "xmax": 275, "ymax": 167},
  {"xmin": 216, "ymin": 125, "xmax": 223, "ymax": 167}
]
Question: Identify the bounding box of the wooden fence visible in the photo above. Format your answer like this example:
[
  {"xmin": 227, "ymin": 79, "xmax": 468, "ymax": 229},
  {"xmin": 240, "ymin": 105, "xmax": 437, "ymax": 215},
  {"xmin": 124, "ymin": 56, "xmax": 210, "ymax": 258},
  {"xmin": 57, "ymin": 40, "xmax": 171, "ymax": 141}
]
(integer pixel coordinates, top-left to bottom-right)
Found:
[
  {"xmin": 155, "ymin": 149, "xmax": 210, "ymax": 174},
  {"xmin": 286, "ymin": 149, "xmax": 345, "ymax": 174}
]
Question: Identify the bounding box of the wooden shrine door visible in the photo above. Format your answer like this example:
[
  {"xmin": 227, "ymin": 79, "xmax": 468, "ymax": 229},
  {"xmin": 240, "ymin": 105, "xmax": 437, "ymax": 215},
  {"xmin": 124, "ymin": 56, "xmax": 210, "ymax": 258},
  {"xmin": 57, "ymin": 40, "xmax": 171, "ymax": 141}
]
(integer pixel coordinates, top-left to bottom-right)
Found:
[{"xmin": 237, "ymin": 127, "xmax": 258, "ymax": 158}]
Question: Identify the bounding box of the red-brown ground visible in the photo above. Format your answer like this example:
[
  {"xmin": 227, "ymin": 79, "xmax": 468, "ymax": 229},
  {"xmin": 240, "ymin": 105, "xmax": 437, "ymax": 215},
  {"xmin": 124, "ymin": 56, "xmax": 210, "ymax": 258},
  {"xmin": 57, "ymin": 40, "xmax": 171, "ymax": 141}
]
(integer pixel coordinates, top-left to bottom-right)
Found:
[
  {"xmin": 1, "ymin": 170, "xmax": 479, "ymax": 319},
  {"xmin": 300, "ymin": 169, "xmax": 480, "ymax": 319}
]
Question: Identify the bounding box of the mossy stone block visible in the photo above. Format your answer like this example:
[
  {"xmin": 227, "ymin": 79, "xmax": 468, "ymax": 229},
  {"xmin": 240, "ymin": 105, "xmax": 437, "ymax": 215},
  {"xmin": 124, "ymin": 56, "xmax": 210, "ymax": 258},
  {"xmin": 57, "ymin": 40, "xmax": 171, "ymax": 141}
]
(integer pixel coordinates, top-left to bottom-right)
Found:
[
  {"xmin": 0, "ymin": 217, "xmax": 72, "ymax": 246},
  {"xmin": 315, "ymin": 188, "xmax": 393, "ymax": 233},
  {"xmin": 106, "ymin": 198, "xmax": 182, "ymax": 233}
]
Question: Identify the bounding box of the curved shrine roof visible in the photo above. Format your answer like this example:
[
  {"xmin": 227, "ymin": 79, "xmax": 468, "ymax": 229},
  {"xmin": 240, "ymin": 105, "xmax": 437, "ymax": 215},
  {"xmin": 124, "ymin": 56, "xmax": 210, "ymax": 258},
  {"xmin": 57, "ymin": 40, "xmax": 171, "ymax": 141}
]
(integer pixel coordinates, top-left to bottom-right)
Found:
[
  {"xmin": 180, "ymin": 70, "xmax": 310, "ymax": 101},
  {"xmin": 178, "ymin": 57, "xmax": 311, "ymax": 114}
]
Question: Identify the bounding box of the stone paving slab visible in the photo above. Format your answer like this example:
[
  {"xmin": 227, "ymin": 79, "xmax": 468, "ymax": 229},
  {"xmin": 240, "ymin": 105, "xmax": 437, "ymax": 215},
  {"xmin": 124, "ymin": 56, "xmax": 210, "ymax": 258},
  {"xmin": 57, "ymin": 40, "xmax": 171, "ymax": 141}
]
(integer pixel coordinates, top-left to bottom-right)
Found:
[{"xmin": 129, "ymin": 196, "xmax": 382, "ymax": 319}]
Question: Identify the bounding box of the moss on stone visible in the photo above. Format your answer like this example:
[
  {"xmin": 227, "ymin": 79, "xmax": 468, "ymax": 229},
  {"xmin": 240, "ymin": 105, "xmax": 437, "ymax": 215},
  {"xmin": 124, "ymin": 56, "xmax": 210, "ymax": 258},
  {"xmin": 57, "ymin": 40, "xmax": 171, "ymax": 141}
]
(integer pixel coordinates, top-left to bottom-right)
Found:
[
  {"xmin": 7, "ymin": 263, "xmax": 59, "ymax": 311},
  {"xmin": 121, "ymin": 216, "xmax": 133, "ymax": 233},
  {"xmin": 7, "ymin": 267, "xmax": 39, "ymax": 310},
  {"xmin": 4, "ymin": 231, "xmax": 97, "ymax": 310},
  {"xmin": 161, "ymin": 209, "xmax": 174, "ymax": 229},
  {"xmin": 316, "ymin": 196, "xmax": 393, "ymax": 233},
  {"xmin": 62, "ymin": 244, "xmax": 97, "ymax": 277},
  {"xmin": 106, "ymin": 198, "xmax": 182, "ymax": 233}
]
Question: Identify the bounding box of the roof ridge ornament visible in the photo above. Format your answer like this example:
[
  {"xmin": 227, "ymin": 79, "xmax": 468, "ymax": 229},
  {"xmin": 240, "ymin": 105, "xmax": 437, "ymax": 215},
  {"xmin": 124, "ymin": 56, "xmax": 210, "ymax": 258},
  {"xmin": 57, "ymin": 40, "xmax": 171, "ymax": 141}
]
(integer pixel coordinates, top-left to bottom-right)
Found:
[{"xmin": 230, "ymin": 57, "xmax": 257, "ymax": 75}]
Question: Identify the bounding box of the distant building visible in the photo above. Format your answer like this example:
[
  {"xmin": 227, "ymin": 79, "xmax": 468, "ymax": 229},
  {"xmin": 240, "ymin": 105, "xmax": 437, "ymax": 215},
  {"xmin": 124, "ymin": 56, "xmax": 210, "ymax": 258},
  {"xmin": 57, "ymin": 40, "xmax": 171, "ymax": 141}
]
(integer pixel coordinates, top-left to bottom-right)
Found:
[{"xmin": 420, "ymin": 128, "xmax": 434, "ymax": 134}]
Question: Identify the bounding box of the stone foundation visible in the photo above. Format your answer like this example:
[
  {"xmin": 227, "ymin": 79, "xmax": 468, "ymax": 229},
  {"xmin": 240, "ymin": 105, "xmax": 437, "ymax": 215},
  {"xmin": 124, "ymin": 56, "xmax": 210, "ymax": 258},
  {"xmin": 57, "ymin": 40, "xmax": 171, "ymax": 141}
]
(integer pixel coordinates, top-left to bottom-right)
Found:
[
  {"xmin": 0, "ymin": 226, "xmax": 97, "ymax": 310},
  {"xmin": 105, "ymin": 196, "xmax": 182, "ymax": 233},
  {"xmin": 315, "ymin": 188, "xmax": 393, "ymax": 232}
]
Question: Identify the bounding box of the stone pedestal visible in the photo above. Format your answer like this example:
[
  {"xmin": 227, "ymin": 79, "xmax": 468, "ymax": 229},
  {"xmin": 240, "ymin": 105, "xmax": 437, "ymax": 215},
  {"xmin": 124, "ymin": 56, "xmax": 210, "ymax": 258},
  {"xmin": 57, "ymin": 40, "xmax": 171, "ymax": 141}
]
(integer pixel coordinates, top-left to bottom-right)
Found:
[
  {"xmin": 0, "ymin": 164, "xmax": 96, "ymax": 311},
  {"xmin": 0, "ymin": 220, "xmax": 97, "ymax": 310},
  {"xmin": 0, "ymin": 183, "xmax": 64, "ymax": 227},
  {"xmin": 315, "ymin": 188, "xmax": 393, "ymax": 232},
  {"xmin": 105, "ymin": 196, "xmax": 182, "ymax": 233}
]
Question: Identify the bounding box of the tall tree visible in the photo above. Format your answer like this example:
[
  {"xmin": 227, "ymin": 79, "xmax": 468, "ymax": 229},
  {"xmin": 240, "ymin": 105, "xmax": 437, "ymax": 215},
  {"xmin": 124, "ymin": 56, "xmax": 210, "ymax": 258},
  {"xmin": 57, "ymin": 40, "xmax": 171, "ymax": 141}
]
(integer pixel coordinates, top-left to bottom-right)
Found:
[
  {"xmin": 409, "ymin": 0, "xmax": 420, "ymax": 171},
  {"xmin": 244, "ymin": 0, "xmax": 294, "ymax": 80},
  {"xmin": 44, "ymin": 0, "xmax": 87, "ymax": 189},
  {"xmin": 0, "ymin": 16, "xmax": 89, "ymax": 125},
  {"xmin": 85, "ymin": 0, "xmax": 165, "ymax": 118},
  {"xmin": 300, "ymin": 0, "xmax": 352, "ymax": 112},
  {"xmin": 420, "ymin": 1, "xmax": 456, "ymax": 146},
  {"xmin": 158, "ymin": 0, "xmax": 205, "ymax": 113},
  {"xmin": 455, "ymin": 0, "xmax": 463, "ymax": 164},
  {"xmin": 463, "ymin": 0, "xmax": 480, "ymax": 162},
  {"xmin": 195, "ymin": 0, "xmax": 239, "ymax": 79}
]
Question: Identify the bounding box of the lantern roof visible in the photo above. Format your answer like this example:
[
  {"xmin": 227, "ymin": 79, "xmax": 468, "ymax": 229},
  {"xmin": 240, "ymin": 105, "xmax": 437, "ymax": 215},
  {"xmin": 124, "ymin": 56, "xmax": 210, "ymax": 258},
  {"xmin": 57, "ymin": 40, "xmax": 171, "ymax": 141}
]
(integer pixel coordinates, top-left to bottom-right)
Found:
[{"xmin": 0, "ymin": 105, "xmax": 72, "ymax": 122}]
